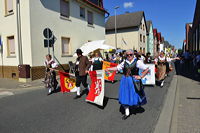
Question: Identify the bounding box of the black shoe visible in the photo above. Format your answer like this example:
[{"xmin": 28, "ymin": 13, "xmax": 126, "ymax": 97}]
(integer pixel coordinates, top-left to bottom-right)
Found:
[
  {"xmin": 47, "ymin": 92, "xmax": 52, "ymax": 96},
  {"xmin": 122, "ymin": 114, "xmax": 129, "ymax": 120},
  {"xmin": 85, "ymin": 89, "xmax": 89, "ymax": 95},
  {"xmin": 74, "ymin": 95, "xmax": 81, "ymax": 99}
]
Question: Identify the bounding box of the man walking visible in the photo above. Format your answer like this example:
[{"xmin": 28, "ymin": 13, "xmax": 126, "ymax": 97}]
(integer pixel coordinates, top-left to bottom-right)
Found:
[{"xmin": 74, "ymin": 49, "xmax": 91, "ymax": 99}]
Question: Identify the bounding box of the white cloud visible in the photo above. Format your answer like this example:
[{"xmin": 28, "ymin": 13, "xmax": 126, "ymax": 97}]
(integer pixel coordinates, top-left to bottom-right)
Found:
[{"xmin": 123, "ymin": 2, "xmax": 134, "ymax": 9}]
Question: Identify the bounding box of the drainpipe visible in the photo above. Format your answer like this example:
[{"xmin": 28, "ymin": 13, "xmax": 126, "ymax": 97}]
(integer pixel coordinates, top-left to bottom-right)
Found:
[{"xmin": 16, "ymin": 0, "xmax": 23, "ymax": 65}]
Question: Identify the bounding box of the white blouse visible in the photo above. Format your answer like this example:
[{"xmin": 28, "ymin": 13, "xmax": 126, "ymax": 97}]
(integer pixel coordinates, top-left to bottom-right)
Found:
[
  {"xmin": 92, "ymin": 57, "xmax": 103, "ymax": 62},
  {"xmin": 117, "ymin": 59, "xmax": 148, "ymax": 71},
  {"xmin": 44, "ymin": 59, "xmax": 58, "ymax": 68},
  {"xmin": 154, "ymin": 56, "xmax": 166, "ymax": 63}
]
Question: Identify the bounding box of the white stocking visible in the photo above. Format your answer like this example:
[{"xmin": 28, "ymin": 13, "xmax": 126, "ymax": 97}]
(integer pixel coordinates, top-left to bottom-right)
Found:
[
  {"xmin": 125, "ymin": 107, "xmax": 130, "ymax": 116},
  {"xmin": 77, "ymin": 87, "xmax": 80, "ymax": 96}
]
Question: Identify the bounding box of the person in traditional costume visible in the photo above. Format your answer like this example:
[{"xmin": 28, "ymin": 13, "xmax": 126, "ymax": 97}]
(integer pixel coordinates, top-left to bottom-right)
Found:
[
  {"xmin": 74, "ymin": 49, "xmax": 91, "ymax": 99},
  {"xmin": 92, "ymin": 52, "xmax": 103, "ymax": 71},
  {"xmin": 44, "ymin": 54, "xmax": 58, "ymax": 95},
  {"xmin": 154, "ymin": 51, "xmax": 167, "ymax": 87},
  {"xmin": 106, "ymin": 49, "xmax": 149, "ymax": 120},
  {"xmin": 145, "ymin": 52, "xmax": 152, "ymax": 64}
]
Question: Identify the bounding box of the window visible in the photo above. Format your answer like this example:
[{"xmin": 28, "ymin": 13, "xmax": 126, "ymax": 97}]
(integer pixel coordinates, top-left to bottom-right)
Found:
[
  {"xmin": 60, "ymin": 0, "xmax": 69, "ymax": 18},
  {"xmin": 5, "ymin": 0, "xmax": 13, "ymax": 15},
  {"xmin": 87, "ymin": 11, "xmax": 93, "ymax": 25},
  {"xmin": 143, "ymin": 24, "xmax": 145, "ymax": 31},
  {"xmin": 143, "ymin": 48, "xmax": 145, "ymax": 54},
  {"xmin": 80, "ymin": 7, "xmax": 85, "ymax": 18},
  {"xmin": 61, "ymin": 37, "xmax": 70, "ymax": 55},
  {"xmin": 7, "ymin": 36, "xmax": 15, "ymax": 56},
  {"xmin": 143, "ymin": 35, "xmax": 145, "ymax": 43},
  {"xmin": 140, "ymin": 47, "xmax": 142, "ymax": 53},
  {"xmin": 140, "ymin": 34, "xmax": 142, "ymax": 42}
]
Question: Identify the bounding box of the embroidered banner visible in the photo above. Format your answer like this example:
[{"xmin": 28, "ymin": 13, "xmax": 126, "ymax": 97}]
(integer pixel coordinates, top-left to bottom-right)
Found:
[
  {"xmin": 102, "ymin": 61, "xmax": 118, "ymax": 81},
  {"xmin": 59, "ymin": 71, "xmax": 77, "ymax": 93},
  {"xmin": 86, "ymin": 70, "xmax": 105, "ymax": 106}
]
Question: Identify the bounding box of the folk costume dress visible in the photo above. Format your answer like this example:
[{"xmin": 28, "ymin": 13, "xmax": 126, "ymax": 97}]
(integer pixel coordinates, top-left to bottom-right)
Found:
[
  {"xmin": 92, "ymin": 57, "xmax": 103, "ymax": 71},
  {"xmin": 155, "ymin": 56, "xmax": 167, "ymax": 81},
  {"xmin": 117, "ymin": 59, "xmax": 148, "ymax": 106}
]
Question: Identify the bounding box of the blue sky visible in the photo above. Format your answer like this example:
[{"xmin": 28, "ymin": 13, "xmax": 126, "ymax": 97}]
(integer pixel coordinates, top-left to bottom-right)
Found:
[{"xmin": 104, "ymin": 0, "xmax": 197, "ymax": 49}]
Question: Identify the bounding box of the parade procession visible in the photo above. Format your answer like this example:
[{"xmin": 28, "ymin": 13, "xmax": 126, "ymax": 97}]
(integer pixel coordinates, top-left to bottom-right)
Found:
[
  {"xmin": 43, "ymin": 41, "xmax": 179, "ymax": 120},
  {"xmin": 0, "ymin": 0, "xmax": 200, "ymax": 133}
]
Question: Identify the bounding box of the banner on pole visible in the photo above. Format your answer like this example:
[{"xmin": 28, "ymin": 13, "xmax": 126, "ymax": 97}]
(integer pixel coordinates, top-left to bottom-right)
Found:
[
  {"xmin": 139, "ymin": 64, "xmax": 155, "ymax": 85},
  {"xmin": 59, "ymin": 71, "xmax": 77, "ymax": 93},
  {"xmin": 102, "ymin": 61, "xmax": 118, "ymax": 81},
  {"xmin": 86, "ymin": 70, "xmax": 105, "ymax": 106}
]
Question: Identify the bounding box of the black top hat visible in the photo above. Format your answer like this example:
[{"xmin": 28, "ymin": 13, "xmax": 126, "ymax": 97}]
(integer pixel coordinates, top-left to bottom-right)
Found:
[{"xmin": 76, "ymin": 49, "xmax": 83, "ymax": 54}]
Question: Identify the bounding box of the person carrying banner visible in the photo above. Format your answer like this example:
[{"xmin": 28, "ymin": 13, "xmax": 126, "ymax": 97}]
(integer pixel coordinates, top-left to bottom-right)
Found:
[
  {"xmin": 43, "ymin": 54, "xmax": 58, "ymax": 95},
  {"xmin": 74, "ymin": 49, "xmax": 91, "ymax": 99},
  {"xmin": 92, "ymin": 52, "xmax": 103, "ymax": 71},
  {"xmin": 106, "ymin": 49, "xmax": 149, "ymax": 120}
]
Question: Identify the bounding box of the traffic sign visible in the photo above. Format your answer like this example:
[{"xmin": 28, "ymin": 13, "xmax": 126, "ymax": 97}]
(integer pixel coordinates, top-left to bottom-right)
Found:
[{"xmin": 43, "ymin": 28, "xmax": 53, "ymax": 39}]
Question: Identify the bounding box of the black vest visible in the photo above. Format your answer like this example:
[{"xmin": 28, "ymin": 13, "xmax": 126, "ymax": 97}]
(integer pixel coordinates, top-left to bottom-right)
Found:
[{"xmin": 123, "ymin": 60, "xmax": 139, "ymax": 76}]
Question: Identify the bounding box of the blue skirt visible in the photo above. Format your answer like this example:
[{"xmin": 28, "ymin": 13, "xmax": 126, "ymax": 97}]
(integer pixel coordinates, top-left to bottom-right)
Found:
[{"xmin": 119, "ymin": 75, "xmax": 147, "ymax": 106}]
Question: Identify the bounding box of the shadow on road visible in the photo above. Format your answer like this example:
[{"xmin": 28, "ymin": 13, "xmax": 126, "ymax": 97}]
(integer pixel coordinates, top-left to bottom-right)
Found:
[
  {"xmin": 119, "ymin": 105, "xmax": 145, "ymax": 115},
  {"xmin": 87, "ymin": 96, "xmax": 118, "ymax": 110},
  {"xmin": 186, "ymin": 97, "xmax": 200, "ymax": 100}
]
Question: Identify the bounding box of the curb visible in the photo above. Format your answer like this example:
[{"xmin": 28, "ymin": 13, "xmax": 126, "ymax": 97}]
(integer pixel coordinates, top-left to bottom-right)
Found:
[{"xmin": 154, "ymin": 75, "xmax": 178, "ymax": 133}]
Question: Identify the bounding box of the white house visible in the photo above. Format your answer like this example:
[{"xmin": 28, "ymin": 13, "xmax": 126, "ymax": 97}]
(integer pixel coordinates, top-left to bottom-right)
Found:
[
  {"xmin": 0, "ymin": 0, "xmax": 107, "ymax": 80},
  {"xmin": 105, "ymin": 11, "xmax": 147, "ymax": 53}
]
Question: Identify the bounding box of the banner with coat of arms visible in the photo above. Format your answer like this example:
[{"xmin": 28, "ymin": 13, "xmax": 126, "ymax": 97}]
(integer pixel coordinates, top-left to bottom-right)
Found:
[
  {"xmin": 102, "ymin": 61, "xmax": 118, "ymax": 81},
  {"xmin": 59, "ymin": 71, "xmax": 77, "ymax": 93},
  {"xmin": 86, "ymin": 70, "xmax": 105, "ymax": 106}
]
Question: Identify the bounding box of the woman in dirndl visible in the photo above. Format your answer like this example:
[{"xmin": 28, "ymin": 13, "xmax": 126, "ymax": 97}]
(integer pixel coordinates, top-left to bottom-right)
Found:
[
  {"xmin": 154, "ymin": 51, "xmax": 167, "ymax": 87},
  {"xmin": 106, "ymin": 49, "xmax": 149, "ymax": 120}
]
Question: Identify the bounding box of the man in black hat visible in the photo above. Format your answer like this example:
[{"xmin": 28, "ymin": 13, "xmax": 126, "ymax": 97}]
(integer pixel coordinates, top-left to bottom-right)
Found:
[{"xmin": 74, "ymin": 49, "xmax": 91, "ymax": 99}]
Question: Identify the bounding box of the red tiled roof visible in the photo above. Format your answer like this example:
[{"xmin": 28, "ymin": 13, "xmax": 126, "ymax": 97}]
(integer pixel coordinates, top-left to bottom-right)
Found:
[
  {"xmin": 153, "ymin": 29, "xmax": 157, "ymax": 37},
  {"xmin": 157, "ymin": 32, "xmax": 161, "ymax": 41}
]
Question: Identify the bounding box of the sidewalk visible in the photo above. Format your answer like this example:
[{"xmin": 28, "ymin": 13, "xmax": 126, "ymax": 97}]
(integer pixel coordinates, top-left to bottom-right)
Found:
[
  {"xmin": 0, "ymin": 78, "xmax": 44, "ymax": 90},
  {"xmin": 171, "ymin": 75, "xmax": 200, "ymax": 133},
  {"xmin": 154, "ymin": 73, "xmax": 200, "ymax": 133},
  {"xmin": 0, "ymin": 78, "xmax": 45, "ymax": 97}
]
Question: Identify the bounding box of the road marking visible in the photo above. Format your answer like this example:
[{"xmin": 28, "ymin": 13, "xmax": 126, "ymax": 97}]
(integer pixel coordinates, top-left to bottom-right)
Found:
[{"xmin": 0, "ymin": 91, "xmax": 14, "ymax": 96}]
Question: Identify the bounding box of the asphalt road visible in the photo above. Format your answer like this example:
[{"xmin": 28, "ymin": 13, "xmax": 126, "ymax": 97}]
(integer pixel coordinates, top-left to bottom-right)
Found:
[{"xmin": 0, "ymin": 71, "xmax": 174, "ymax": 133}]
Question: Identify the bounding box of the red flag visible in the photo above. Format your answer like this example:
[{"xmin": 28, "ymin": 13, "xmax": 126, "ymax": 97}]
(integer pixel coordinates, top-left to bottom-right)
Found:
[
  {"xmin": 86, "ymin": 70, "xmax": 104, "ymax": 106},
  {"xmin": 59, "ymin": 71, "xmax": 77, "ymax": 93}
]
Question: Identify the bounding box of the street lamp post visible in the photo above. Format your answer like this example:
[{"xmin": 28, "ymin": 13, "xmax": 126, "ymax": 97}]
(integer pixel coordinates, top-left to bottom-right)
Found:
[{"xmin": 114, "ymin": 6, "xmax": 119, "ymax": 49}]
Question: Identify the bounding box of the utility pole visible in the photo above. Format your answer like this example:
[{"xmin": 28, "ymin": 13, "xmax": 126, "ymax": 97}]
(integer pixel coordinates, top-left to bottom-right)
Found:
[
  {"xmin": 114, "ymin": 6, "xmax": 119, "ymax": 49},
  {"xmin": 16, "ymin": 0, "xmax": 23, "ymax": 64}
]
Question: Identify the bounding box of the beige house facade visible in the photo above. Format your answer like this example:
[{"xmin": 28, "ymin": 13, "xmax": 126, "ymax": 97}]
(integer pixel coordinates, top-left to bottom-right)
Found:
[
  {"xmin": 105, "ymin": 11, "xmax": 147, "ymax": 53},
  {"xmin": 0, "ymin": 0, "xmax": 106, "ymax": 80}
]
